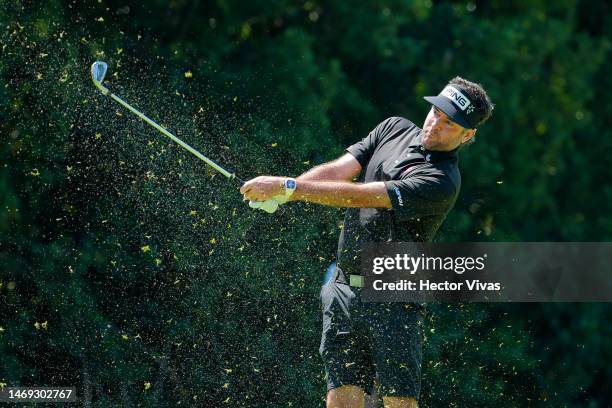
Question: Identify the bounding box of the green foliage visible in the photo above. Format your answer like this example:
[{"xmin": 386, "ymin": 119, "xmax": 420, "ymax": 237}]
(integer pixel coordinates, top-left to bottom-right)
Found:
[{"xmin": 1, "ymin": 1, "xmax": 610, "ymax": 406}]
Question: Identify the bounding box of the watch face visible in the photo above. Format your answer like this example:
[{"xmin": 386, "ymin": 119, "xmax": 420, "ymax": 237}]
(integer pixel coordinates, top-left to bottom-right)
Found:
[{"xmin": 286, "ymin": 180, "xmax": 296, "ymax": 189}]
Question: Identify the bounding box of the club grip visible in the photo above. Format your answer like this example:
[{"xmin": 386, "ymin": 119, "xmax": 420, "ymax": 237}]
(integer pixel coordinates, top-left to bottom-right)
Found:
[{"xmin": 232, "ymin": 175, "xmax": 246, "ymax": 186}]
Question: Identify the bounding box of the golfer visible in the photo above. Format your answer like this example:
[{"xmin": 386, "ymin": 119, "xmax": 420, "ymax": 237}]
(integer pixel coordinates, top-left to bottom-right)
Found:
[{"xmin": 241, "ymin": 77, "xmax": 493, "ymax": 408}]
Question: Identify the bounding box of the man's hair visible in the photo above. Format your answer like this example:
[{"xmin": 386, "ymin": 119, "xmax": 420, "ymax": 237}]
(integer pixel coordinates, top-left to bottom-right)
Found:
[{"xmin": 448, "ymin": 76, "xmax": 494, "ymax": 127}]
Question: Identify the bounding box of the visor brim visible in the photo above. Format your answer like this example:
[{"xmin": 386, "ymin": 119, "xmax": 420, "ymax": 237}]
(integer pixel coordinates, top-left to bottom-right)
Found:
[{"xmin": 423, "ymin": 96, "xmax": 473, "ymax": 129}]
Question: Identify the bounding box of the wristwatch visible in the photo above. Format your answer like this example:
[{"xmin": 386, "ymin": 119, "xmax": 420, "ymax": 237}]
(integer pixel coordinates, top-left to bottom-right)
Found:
[{"xmin": 283, "ymin": 177, "xmax": 297, "ymax": 199}]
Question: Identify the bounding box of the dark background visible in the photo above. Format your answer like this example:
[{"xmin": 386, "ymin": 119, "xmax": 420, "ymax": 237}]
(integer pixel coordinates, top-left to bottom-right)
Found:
[{"xmin": 1, "ymin": 0, "xmax": 611, "ymax": 406}]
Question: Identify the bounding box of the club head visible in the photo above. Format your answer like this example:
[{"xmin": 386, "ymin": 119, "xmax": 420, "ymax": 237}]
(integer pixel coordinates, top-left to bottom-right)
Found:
[
  {"xmin": 91, "ymin": 61, "xmax": 107, "ymax": 83},
  {"xmin": 91, "ymin": 61, "xmax": 109, "ymax": 95}
]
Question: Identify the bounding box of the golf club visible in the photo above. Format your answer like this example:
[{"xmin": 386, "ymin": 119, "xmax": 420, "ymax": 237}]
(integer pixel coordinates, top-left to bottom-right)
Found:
[{"xmin": 90, "ymin": 61, "xmax": 278, "ymax": 213}]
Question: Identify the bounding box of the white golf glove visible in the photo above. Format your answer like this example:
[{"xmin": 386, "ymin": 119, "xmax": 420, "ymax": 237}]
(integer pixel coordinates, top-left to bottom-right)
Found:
[{"xmin": 248, "ymin": 195, "xmax": 288, "ymax": 213}]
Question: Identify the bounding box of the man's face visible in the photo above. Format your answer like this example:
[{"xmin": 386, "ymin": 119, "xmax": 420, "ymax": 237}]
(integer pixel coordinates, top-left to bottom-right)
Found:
[{"xmin": 421, "ymin": 106, "xmax": 476, "ymax": 151}]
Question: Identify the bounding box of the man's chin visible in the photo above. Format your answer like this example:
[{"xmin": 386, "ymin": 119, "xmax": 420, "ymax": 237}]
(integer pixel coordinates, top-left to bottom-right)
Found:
[{"xmin": 422, "ymin": 138, "xmax": 436, "ymax": 150}]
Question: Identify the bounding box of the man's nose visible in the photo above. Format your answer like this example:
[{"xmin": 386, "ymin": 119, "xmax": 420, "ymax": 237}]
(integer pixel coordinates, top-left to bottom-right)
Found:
[{"xmin": 431, "ymin": 117, "xmax": 442, "ymax": 130}]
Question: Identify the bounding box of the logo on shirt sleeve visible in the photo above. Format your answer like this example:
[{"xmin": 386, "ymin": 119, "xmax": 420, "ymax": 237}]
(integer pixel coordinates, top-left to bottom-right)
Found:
[{"xmin": 393, "ymin": 186, "xmax": 404, "ymax": 207}]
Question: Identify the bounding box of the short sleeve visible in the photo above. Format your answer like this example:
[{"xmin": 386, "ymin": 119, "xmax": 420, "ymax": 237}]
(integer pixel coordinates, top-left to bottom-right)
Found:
[
  {"xmin": 384, "ymin": 175, "xmax": 458, "ymax": 219},
  {"xmin": 346, "ymin": 117, "xmax": 413, "ymax": 167}
]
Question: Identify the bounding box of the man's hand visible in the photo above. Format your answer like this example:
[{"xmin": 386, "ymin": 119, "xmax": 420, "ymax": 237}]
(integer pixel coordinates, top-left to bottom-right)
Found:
[
  {"xmin": 240, "ymin": 176, "xmax": 286, "ymax": 201},
  {"xmin": 241, "ymin": 176, "xmax": 290, "ymax": 213}
]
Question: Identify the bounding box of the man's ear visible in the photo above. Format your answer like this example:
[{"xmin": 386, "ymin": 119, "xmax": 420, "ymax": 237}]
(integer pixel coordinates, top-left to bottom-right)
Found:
[{"xmin": 462, "ymin": 129, "xmax": 477, "ymax": 143}]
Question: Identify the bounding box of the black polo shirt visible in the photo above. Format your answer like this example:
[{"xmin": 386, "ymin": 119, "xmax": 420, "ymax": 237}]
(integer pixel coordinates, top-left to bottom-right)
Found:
[{"xmin": 337, "ymin": 116, "xmax": 461, "ymax": 276}]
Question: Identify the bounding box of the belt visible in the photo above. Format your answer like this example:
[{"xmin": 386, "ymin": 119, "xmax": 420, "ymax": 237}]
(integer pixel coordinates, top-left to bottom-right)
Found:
[{"xmin": 349, "ymin": 275, "xmax": 364, "ymax": 288}]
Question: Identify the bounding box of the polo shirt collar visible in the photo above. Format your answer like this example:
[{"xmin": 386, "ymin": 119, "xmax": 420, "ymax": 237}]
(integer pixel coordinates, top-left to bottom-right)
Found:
[{"xmin": 409, "ymin": 130, "xmax": 458, "ymax": 162}]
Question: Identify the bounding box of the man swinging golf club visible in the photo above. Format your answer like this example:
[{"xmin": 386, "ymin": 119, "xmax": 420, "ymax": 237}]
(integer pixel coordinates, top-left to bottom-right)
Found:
[{"xmin": 241, "ymin": 77, "xmax": 493, "ymax": 408}]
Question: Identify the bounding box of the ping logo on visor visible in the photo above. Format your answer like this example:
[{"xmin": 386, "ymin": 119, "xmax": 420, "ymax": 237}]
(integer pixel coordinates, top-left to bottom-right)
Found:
[{"xmin": 441, "ymin": 86, "xmax": 472, "ymax": 112}]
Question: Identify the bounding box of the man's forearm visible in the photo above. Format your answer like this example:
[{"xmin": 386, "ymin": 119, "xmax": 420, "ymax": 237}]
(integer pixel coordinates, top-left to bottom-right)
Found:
[
  {"xmin": 296, "ymin": 153, "xmax": 362, "ymax": 182},
  {"xmin": 289, "ymin": 180, "xmax": 391, "ymax": 208},
  {"xmin": 297, "ymin": 163, "xmax": 340, "ymax": 181}
]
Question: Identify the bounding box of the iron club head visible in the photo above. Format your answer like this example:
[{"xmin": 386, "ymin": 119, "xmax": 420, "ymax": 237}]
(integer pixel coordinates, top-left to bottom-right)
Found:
[{"xmin": 91, "ymin": 61, "xmax": 109, "ymax": 95}]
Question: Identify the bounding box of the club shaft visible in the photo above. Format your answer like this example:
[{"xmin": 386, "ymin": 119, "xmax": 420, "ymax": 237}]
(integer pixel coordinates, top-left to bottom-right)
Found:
[{"xmin": 108, "ymin": 92, "xmax": 243, "ymax": 184}]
